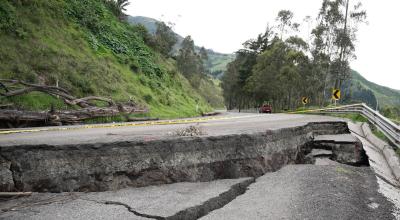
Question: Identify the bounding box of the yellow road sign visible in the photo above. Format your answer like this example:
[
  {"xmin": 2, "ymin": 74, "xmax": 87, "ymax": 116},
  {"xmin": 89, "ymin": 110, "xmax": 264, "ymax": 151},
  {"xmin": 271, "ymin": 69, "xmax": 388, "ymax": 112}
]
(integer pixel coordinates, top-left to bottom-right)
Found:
[
  {"xmin": 332, "ymin": 89, "xmax": 341, "ymax": 100},
  {"xmin": 302, "ymin": 97, "xmax": 309, "ymax": 104}
]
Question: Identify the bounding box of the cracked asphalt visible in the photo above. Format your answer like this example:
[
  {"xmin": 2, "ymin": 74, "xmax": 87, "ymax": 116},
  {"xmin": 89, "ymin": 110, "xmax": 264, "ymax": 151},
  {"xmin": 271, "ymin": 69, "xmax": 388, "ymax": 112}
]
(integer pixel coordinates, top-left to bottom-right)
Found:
[
  {"xmin": 202, "ymin": 165, "xmax": 395, "ymax": 220},
  {"xmin": 0, "ymin": 113, "xmax": 345, "ymax": 146},
  {"xmin": 0, "ymin": 178, "xmax": 253, "ymax": 220},
  {"xmin": 1, "ymin": 164, "xmax": 396, "ymax": 220},
  {"xmin": 1, "ymin": 114, "xmax": 399, "ymax": 219}
]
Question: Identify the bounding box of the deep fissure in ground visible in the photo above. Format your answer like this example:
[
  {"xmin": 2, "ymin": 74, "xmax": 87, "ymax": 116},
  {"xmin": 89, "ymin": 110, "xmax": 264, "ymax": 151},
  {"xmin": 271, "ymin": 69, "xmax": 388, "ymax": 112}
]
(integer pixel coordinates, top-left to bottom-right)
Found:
[
  {"xmin": 0, "ymin": 122, "xmax": 372, "ymax": 220},
  {"xmin": 0, "ymin": 122, "xmax": 368, "ymax": 194}
]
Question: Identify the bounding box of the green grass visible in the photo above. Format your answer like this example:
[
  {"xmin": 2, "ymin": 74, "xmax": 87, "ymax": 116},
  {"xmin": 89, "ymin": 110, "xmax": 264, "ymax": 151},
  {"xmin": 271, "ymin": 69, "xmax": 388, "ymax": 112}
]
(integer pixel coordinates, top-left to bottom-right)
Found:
[
  {"xmin": 196, "ymin": 77, "xmax": 224, "ymax": 108},
  {"xmin": 327, "ymin": 113, "xmax": 369, "ymax": 123},
  {"xmin": 396, "ymin": 148, "xmax": 400, "ymax": 158},
  {"xmin": 0, "ymin": 0, "xmax": 213, "ymax": 119},
  {"xmin": 368, "ymin": 123, "xmax": 391, "ymax": 143},
  {"xmin": 0, "ymin": 92, "xmax": 67, "ymax": 111},
  {"xmin": 351, "ymin": 71, "xmax": 400, "ymax": 108},
  {"xmin": 301, "ymin": 112, "xmax": 369, "ymax": 123},
  {"xmin": 372, "ymin": 129, "xmax": 389, "ymax": 142}
]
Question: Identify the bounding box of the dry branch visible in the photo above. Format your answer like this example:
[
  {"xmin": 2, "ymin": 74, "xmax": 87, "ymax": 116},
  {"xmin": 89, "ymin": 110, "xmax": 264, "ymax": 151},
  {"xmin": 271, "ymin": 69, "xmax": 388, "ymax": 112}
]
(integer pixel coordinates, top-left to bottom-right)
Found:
[
  {"xmin": 0, "ymin": 192, "xmax": 32, "ymax": 198},
  {"xmin": 0, "ymin": 79, "xmax": 148, "ymax": 127}
]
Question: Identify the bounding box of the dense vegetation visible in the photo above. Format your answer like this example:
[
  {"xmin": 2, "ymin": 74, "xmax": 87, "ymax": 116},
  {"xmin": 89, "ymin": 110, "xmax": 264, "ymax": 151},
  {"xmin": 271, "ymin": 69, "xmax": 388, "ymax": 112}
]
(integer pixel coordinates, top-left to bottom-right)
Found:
[
  {"xmin": 206, "ymin": 52, "xmax": 235, "ymax": 78},
  {"xmin": 128, "ymin": 16, "xmax": 235, "ymax": 76},
  {"xmin": 0, "ymin": 0, "xmax": 216, "ymax": 118},
  {"xmin": 129, "ymin": 16, "xmax": 224, "ymax": 108},
  {"xmin": 222, "ymin": 0, "xmax": 367, "ymax": 111},
  {"xmin": 349, "ymin": 71, "xmax": 400, "ymax": 108}
]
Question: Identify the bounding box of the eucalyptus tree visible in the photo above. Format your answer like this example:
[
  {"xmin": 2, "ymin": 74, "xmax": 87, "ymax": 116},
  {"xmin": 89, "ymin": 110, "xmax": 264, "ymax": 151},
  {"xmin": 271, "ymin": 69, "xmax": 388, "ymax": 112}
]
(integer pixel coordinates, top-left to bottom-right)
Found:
[
  {"xmin": 276, "ymin": 10, "xmax": 294, "ymax": 39},
  {"xmin": 176, "ymin": 36, "xmax": 207, "ymax": 88},
  {"xmin": 105, "ymin": 0, "xmax": 131, "ymax": 20},
  {"xmin": 312, "ymin": 0, "xmax": 366, "ymax": 90},
  {"xmin": 199, "ymin": 47, "xmax": 209, "ymax": 74},
  {"xmin": 154, "ymin": 22, "xmax": 177, "ymax": 57},
  {"xmin": 221, "ymin": 2, "xmax": 367, "ymax": 111}
]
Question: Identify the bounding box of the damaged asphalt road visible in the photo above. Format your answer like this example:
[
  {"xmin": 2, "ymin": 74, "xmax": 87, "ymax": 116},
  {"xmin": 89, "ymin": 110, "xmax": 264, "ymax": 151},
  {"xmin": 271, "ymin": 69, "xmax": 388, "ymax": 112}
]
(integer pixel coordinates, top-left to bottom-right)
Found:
[
  {"xmin": 0, "ymin": 178, "xmax": 254, "ymax": 220},
  {"xmin": 202, "ymin": 165, "xmax": 395, "ymax": 220},
  {"xmin": 1, "ymin": 113, "xmax": 400, "ymax": 219},
  {"xmin": 0, "ymin": 165, "xmax": 395, "ymax": 220}
]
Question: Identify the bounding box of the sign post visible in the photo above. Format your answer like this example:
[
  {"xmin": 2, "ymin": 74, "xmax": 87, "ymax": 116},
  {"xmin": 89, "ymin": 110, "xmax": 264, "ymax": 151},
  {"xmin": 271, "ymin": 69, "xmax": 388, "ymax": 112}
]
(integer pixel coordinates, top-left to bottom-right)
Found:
[
  {"xmin": 332, "ymin": 89, "xmax": 341, "ymax": 106},
  {"xmin": 302, "ymin": 97, "xmax": 309, "ymax": 108}
]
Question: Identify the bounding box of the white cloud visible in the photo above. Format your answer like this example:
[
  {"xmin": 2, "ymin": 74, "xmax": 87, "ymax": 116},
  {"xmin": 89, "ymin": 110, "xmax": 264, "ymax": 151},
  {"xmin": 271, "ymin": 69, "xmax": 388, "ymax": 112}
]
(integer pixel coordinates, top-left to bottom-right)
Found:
[{"xmin": 127, "ymin": 0, "xmax": 400, "ymax": 90}]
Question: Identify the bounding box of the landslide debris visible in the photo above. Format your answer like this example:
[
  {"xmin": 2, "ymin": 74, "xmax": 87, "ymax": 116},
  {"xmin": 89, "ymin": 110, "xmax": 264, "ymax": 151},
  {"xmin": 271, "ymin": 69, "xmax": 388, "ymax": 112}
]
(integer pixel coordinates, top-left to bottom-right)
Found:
[{"xmin": 174, "ymin": 125, "xmax": 207, "ymax": 136}]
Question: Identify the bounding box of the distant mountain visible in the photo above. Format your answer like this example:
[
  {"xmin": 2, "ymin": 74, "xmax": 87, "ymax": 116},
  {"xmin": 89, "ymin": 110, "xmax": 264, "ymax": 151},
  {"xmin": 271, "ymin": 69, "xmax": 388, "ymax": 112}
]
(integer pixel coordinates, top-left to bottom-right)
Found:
[
  {"xmin": 127, "ymin": 16, "xmax": 158, "ymax": 34},
  {"xmin": 128, "ymin": 16, "xmax": 235, "ymax": 77},
  {"xmin": 343, "ymin": 71, "xmax": 400, "ymax": 108}
]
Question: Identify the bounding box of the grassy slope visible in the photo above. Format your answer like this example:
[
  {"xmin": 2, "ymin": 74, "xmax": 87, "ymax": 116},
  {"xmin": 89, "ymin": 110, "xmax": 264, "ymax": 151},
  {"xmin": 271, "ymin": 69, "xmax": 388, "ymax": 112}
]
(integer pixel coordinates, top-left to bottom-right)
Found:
[
  {"xmin": 197, "ymin": 77, "xmax": 224, "ymax": 108},
  {"xmin": 351, "ymin": 71, "xmax": 400, "ymax": 107},
  {"xmin": 0, "ymin": 0, "xmax": 212, "ymax": 118},
  {"xmin": 128, "ymin": 16, "xmax": 235, "ymax": 74},
  {"xmin": 128, "ymin": 15, "xmax": 227, "ymax": 107},
  {"xmin": 127, "ymin": 16, "xmax": 157, "ymax": 34},
  {"xmin": 207, "ymin": 52, "xmax": 235, "ymax": 74}
]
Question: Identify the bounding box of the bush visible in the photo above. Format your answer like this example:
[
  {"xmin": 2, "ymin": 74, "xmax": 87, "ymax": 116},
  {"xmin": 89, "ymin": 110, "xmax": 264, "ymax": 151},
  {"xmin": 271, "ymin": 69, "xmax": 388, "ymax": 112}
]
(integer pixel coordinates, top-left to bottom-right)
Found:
[
  {"xmin": 144, "ymin": 94, "xmax": 153, "ymax": 103},
  {"xmin": 0, "ymin": 1, "xmax": 17, "ymax": 33}
]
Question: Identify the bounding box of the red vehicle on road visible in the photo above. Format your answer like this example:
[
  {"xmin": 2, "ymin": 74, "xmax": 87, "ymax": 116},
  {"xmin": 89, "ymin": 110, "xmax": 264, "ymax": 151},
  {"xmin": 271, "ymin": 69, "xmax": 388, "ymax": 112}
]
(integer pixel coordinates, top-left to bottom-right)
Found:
[{"xmin": 259, "ymin": 104, "xmax": 272, "ymax": 113}]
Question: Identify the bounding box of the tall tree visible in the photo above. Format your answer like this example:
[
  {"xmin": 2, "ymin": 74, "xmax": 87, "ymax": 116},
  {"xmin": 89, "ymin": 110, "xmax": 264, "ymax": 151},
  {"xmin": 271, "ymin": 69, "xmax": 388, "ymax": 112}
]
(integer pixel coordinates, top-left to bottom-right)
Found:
[
  {"xmin": 176, "ymin": 36, "xmax": 205, "ymax": 87},
  {"xmin": 276, "ymin": 10, "xmax": 294, "ymax": 39},
  {"xmin": 313, "ymin": 0, "xmax": 366, "ymax": 89},
  {"xmin": 105, "ymin": 0, "xmax": 131, "ymax": 21},
  {"xmin": 221, "ymin": 3, "xmax": 366, "ymax": 111},
  {"xmin": 199, "ymin": 47, "xmax": 209, "ymax": 73},
  {"xmin": 153, "ymin": 22, "xmax": 177, "ymax": 57}
]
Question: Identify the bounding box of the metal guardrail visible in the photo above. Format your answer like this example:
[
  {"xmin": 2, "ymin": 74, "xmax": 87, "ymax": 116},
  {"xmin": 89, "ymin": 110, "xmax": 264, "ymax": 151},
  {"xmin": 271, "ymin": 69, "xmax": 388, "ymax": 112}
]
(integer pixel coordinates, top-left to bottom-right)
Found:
[
  {"xmin": 228, "ymin": 103, "xmax": 400, "ymax": 147},
  {"xmin": 318, "ymin": 103, "xmax": 400, "ymax": 148}
]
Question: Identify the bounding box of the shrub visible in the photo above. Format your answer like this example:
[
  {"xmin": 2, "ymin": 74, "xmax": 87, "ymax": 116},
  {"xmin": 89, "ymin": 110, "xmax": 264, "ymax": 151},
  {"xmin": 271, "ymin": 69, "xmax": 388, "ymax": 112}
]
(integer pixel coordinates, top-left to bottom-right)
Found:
[{"xmin": 0, "ymin": 1, "xmax": 17, "ymax": 33}]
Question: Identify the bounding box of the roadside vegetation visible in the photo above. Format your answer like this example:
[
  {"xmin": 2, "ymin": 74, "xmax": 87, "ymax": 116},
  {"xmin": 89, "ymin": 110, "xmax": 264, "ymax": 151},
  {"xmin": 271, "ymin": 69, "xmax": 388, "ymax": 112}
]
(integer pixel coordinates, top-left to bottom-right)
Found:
[
  {"xmin": 323, "ymin": 113, "xmax": 368, "ymax": 124},
  {"xmin": 0, "ymin": 0, "xmax": 215, "ymax": 120},
  {"xmin": 381, "ymin": 106, "xmax": 400, "ymax": 125},
  {"xmin": 222, "ymin": 0, "xmax": 367, "ymax": 111}
]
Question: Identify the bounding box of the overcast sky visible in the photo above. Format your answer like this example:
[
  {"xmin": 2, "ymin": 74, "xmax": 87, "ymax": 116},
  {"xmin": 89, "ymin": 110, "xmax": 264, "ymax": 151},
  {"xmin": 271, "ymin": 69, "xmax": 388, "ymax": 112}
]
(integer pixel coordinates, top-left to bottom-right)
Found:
[{"xmin": 127, "ymin": 0, "xmax": 400, "ymax": 90}]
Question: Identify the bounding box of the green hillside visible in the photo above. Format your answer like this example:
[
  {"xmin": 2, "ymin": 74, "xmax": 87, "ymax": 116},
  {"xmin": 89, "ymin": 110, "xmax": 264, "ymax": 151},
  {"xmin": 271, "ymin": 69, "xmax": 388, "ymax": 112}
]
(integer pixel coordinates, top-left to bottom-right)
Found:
[
  {"xmin": 207, "ymin": 52, "xmax": 235, "ymax": 78},
  {"xmin": 127, "ymin": 16, "xmax": 158, "ymax": 34},
  {"xmin": 128, "ymin": 16, "xmax": 235, "ymax": 76},
  {"xmin": 0, "ymin": 0, "xmax": 213, "ymax": 118},
  {"xmin": 349, "ymin": 71, "xmax": 400, "ymax": 108}
]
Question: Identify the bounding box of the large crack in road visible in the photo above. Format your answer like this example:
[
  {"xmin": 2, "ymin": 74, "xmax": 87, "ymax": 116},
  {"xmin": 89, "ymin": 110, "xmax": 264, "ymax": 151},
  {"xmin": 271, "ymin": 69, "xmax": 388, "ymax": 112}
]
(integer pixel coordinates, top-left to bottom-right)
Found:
[
  {"xmin": 78, "ymin": 177, "xmax": 255, "ymax": 220},
  {"xmin": 0, "ymin": 121, "xmax": 348, "ymax": 193},
  {"xmin": 0, "ymin": 115, "xmax": 399, "ymax": 219},
  {"xmin": 85, "ymin": 199, "xmax": 164, "ymax": 220},
  {"xmin": 0, "ymin": 178, "xmax": 255, "ymax": 220}
]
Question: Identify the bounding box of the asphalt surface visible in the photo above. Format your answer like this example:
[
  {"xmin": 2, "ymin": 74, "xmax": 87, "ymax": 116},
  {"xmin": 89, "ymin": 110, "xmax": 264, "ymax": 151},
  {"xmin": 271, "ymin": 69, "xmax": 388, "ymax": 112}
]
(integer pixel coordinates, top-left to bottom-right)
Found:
[
  {"xmin": 201, "ymin": 165, "xmax": 395, "ymax": 220},
  {"xmin": 1, "ymin": 113, "xmax": 399, "ymax": 219},
  {"xmin": 0, "ymin": 113, "xmax": 345, "ymax": 146},
  {"xmin": 0, "ymin": 178, "xmax": 252, "ymax": 220}
]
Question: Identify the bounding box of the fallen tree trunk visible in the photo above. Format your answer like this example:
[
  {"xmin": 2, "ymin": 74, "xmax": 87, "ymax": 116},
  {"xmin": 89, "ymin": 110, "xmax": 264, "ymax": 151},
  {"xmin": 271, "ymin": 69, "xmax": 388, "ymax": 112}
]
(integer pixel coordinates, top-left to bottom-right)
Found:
[
  {"xmin": 0, "ymin": 192, "xmax": 32, "ymax": 198},
  {"xmin": 202, "ymin": 112, "xmax": 221, "ymax": 117},
  {"xmin": 0, "ymin": 106, "xmax": 148, "ymax": 127},
  {"xmin": 0, "ymin": 79, "xmax": 148, "ymax": 128}
]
